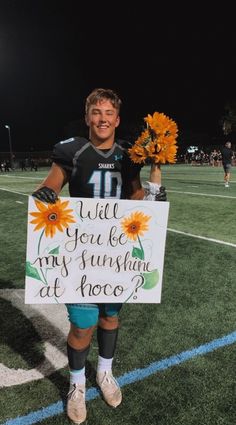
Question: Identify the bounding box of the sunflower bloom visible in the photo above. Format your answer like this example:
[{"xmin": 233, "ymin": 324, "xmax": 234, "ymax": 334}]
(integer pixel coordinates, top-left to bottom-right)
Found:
[
  {"xmin": 121, "ymin": 211, "xmax": 151, "ymax": 241},
  {"xmin": 129, "ymin": 112, "xmax": 178, "ymax": 164},
  {"xmin": 30, "ymin": 199, "xmax": 76, "ymax": 238},
  {"xmin": 128, "ymin": 144, "xmax": 147, "ymax": 164},
  {"xmin": 145, "ymin": 140, "xmax": 161, "ymax": 156}
]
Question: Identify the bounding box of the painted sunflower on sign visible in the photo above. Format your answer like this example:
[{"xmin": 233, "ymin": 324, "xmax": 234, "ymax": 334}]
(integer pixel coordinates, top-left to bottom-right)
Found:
[
  {"xmin": 128, "ymin": 112, "xmax": 178, "ymax": 164},
  {"xmin": 121, "ymin": 211, "xmax": 151, "ymax": 241},
  {"xmin": 30, "ymin": 199, "xmax": 76, "ymax": 238},
  {"xmin": 121, "ymin": 211, "xmax": 151, "ymax": 260}
]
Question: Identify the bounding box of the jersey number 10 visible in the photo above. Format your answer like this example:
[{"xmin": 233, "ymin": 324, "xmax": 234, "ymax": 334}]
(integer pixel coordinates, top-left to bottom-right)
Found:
[{"xmin": 89, "ymin": 170, "xmax": 122, "ymax": 199}]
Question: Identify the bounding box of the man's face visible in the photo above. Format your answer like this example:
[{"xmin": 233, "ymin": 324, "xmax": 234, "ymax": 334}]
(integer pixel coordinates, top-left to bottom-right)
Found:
[
  {"xmin": 85, "ymin": 99, "xmax": 120, "ymax": 143},
  {"xmin": 226, "ymin": 142, "xmax": 231, "ymax": 148}
]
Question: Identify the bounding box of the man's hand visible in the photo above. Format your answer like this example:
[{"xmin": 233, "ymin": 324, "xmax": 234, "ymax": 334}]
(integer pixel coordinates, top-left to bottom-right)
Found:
[
  {"xmin": 32, "ymin": 186, "xmax": 58, "ymax": 203},
  {"xmin": 143, "ymin": 182, "xmax": 167, "ymax": 201},
  {"xmin": 155, "ymin": 186, "xmax": 167, "ymax": 201}
]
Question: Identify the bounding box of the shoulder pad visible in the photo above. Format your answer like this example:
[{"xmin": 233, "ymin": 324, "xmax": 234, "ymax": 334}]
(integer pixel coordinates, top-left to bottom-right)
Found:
[
  {"xmin": 59, "ymin": 137, "xmax": 75, "ymax": 145},
  {"xmin": 59, "ymin": 136, "xmax": 88, "ymax": 145}
]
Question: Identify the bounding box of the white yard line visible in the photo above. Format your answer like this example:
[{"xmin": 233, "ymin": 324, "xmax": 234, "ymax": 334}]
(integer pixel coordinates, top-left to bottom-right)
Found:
[
  {"xmin": 168, "ymin": 228, "xmax": 236, "ymax": 248},
  {"xmin": 161, "ymin": 176, "xmax": 236, "ymax": 183},
  {"xmin": 0, "ymin": 187, "xmax": 29, "ymax": 196},
  {"xmin": 0, "ymin": 175, "xmax": 42, "ymax": 180},
  {"xmin": 168, "ymin": 189, "xmax": 236, "ymax": 199}
]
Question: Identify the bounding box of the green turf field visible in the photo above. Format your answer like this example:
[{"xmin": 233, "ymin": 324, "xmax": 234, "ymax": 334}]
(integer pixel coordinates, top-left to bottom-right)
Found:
[{"xmin": 0, "ymin": 164, "xmax": 235, "ymax": 425}]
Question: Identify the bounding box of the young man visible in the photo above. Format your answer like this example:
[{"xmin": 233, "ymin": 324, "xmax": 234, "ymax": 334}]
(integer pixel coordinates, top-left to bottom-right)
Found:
[
  {"xmin": 32, "ymin": 88, "xmax": 166, "ymax": 424},
  {"xmin": 221, "ymin": 141, "xmax": 234, "ymax": 187}
]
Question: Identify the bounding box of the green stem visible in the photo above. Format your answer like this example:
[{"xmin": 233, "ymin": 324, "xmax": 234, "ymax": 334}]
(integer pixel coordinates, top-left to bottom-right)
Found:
[
  {"xmin": 138, "ymin": 235, "xmax": 145, "ymax": 260},
  {"xmin": 37, "ymin": 229, "xmax": 44, "ymax": 256},
  {"xmin": 37, "ymin": 228, "xmax": 58, "ymax": 303},
  {"xmin": 37, "ymin": 229, "xmax": 47, "ymax": 285}
]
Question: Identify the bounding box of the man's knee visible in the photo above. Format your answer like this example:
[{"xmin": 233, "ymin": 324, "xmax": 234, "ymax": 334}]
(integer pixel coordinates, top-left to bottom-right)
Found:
[
  {"xmin": 99, "ymin": 315, "xmax": 119, "ymax": 330},
  {"xmin": 68, "ymin": 324, "xmax": 96, "ymax": 349},
  {"xmin": 70, "ymin": 324, "xmax": 95, "ymax": 338}
]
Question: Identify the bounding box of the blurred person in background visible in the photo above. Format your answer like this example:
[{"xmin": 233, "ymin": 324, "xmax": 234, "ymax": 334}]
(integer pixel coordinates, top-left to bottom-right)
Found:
[{"xmin": 221, "ymin": 141, "xmax": 234, "ymax": 187}]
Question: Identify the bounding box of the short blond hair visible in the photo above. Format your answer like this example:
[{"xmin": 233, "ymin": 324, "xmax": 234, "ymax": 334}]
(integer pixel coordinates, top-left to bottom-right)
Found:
[{"xmin": 85, "ymin": 88, "xmax": 122, "ymax": 114}]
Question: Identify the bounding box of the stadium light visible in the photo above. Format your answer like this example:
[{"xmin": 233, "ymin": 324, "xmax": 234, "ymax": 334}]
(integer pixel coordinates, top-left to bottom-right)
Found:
[{"xmin": 4, "ymin": 124, "xmax": 13, "ymax": 168}]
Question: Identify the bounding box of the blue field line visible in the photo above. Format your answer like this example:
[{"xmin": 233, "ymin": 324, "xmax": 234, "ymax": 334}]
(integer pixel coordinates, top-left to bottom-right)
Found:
[{"xmin": 2, "ymin": 330, "xmax": 236, "ymax": 425}]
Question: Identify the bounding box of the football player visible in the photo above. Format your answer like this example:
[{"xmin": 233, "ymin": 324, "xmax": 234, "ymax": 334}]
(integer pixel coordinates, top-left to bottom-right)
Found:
[{"xmin": 32, "ymin": 88, "xmax": 166, "ymax": 424}]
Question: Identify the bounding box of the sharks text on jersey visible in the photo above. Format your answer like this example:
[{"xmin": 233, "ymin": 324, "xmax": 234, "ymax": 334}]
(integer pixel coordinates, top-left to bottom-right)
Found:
[{"xmin": 98, "ymin": 163, "xmax": 115, "ymax": 169}]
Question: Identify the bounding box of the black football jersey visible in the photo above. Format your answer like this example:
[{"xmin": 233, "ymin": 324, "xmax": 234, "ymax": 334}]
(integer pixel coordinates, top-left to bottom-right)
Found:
[{"xmin": 51, "ymin": 137, "xmax": 142, "ymax": 199}]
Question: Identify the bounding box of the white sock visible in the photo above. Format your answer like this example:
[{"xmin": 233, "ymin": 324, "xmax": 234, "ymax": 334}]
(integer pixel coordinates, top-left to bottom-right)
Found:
[
  {"xmin": 69, "ymin": 367, "xmax": 86, "ymax": 386},
  {"xmin": 97, "ymin": 355, "xmax": 113, "ymax": 373}
]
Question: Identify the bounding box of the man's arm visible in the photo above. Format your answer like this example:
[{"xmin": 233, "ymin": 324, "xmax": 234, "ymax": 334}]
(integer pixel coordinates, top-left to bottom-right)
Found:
[
  {"xmin": 129, "ymin": 175, "xmax": 145, "ymax": 200},
  {"xmin": 143, "ymin": 163, "xmax": 167, "ymax": 201},
  {"xmin": 149, "ymin": 163, "xmax": 161, "ymax": 184},
  {"xmin": 129, "ymin": 163, "xmax": 167, "ymax": 201},
  {"xmin": 32, "ymin": 163, "xmax": 67, "ymax": 203}
]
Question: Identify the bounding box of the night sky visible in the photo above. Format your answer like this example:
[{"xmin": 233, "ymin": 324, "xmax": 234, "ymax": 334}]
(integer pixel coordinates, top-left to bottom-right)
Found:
[{"xmin": 1, "ymin": 1, "xmax": 236, "ymax": 153}]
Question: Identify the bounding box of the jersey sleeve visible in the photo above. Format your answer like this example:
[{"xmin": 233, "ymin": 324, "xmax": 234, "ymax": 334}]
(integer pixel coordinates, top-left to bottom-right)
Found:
[
  {"xmin": 51, "ymin": 137, "xmax": 87, "ymax": 173},
  {"xmin": 51, "ymin": 140, "xmax": 73, "ymax": 172}
]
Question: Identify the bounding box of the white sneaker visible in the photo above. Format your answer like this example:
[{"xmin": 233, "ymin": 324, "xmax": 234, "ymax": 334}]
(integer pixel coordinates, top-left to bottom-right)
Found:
[
  {"xmin": 96, "ymin": 370, "xmax": 122, "ymax": 408},
  {"xmin": 225, "ymin": 182, "xmax": 229, "ymax": 187},
  {"xmin": 67, "ymin": 383, "xmax": 86, "ymax": 424}
]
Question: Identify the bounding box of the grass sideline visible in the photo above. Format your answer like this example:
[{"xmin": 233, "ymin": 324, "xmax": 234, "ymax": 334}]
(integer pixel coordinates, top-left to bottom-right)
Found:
[{"xmin": 0, "ymin": 164, "xmax": 236, "ymax": 425}]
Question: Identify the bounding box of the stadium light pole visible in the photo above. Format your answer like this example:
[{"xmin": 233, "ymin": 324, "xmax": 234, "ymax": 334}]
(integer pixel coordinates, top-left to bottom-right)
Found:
[{"xmin": 4, "ymin": 125, "xmax": 13, "ymax": 168}]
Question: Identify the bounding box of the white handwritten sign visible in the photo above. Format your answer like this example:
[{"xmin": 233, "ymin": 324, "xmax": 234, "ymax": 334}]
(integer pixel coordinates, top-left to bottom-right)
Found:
[{"xmin": 25, "ymin": 196, "xmax": 169, "ymax": 304}]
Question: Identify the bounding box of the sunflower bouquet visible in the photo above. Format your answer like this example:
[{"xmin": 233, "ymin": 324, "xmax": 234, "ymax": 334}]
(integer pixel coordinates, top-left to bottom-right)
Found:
[{"xmin": 128, "ymin": 112, "xmax": 178, "ymax": 165}]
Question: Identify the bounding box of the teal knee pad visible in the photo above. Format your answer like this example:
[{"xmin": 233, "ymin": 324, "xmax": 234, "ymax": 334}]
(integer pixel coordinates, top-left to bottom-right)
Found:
[
  {"xmin": 99, "ymin": 303, "xmax": 123, "ymax": 317},
  {"xmin": 66, "ymin": 304, "xmax": 99, "ymax": 328}
]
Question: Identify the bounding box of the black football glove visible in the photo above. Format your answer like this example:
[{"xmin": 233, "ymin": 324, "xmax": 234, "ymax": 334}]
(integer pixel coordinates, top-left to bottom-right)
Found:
[
  {"xmin": 155, "ymin": 186, "xmax": 167, "ymax": 202},
  {"xmin": 32, "ymin": 186, "xmax": 58, "ymax": 203}
]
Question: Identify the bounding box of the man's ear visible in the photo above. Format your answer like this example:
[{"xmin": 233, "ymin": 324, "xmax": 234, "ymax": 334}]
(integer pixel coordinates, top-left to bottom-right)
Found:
[
  {"xmin": 85, "ymin": 114, "xmax": 89, "ymax": 126},
  {"xmin": 115, "ymin": 115, "xmax": 120, "ymax": 128}
]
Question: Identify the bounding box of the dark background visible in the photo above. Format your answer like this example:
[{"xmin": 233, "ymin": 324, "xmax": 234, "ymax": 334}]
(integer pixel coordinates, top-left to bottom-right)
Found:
[{"xmin": 1, "ymin": 1, "xmax": 236, "ymax": 153}]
